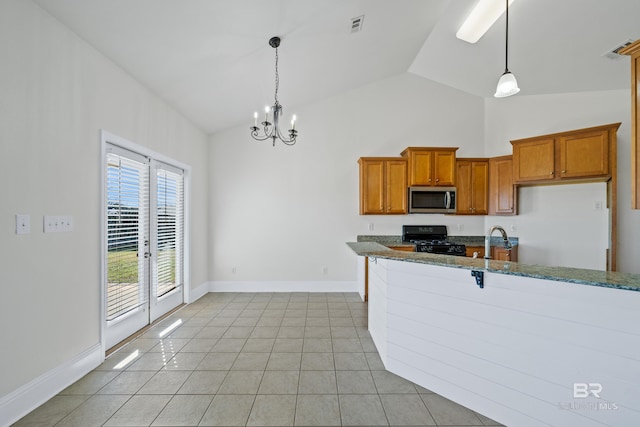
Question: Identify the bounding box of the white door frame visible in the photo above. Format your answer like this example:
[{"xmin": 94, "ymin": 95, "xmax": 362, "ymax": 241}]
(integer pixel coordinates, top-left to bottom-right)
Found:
[{"xmin": 100, "ymin": 130, "xmax": 191, "ymax": 355}]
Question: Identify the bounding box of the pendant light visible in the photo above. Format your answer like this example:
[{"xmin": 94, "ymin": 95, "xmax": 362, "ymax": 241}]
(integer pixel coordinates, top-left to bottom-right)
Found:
[{"xmin": 494, "ymin": 0, "xmax": 520, "ymax": 97}]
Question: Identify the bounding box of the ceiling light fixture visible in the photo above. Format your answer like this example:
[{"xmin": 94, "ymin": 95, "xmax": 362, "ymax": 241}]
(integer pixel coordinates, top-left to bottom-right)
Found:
[
  {"xmin": 250, "ymin": 36, "xmax": 298, "ymax": 146},
  {"xmin": 457, "ymin": 0, "xmax": 515, "ymax": 44},
  {"xmin": 494, "ymin": 0, "xmax": 520, "ymax": 98}
]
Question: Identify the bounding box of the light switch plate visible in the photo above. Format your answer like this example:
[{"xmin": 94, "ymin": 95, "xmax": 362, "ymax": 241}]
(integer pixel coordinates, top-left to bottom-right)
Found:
[
  {"xmin": 16, "ymin": 214, "xmax": 30, "ymax": 234},
  {"xmin": 43, "ymin": 215, "xmax": 73, "ymax": 233}
]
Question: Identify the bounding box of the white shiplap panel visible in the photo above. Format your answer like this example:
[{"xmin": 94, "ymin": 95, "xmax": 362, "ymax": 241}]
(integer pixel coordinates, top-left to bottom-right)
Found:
[
  {"xmin": 371, "ymin": 259, "xmax": 640, "ymax": 427},
  {"xmin": 388, "ymin": 269, "xmax": 640, "ymax": 358},
  {"xmin": 386, "ymin": 282, "xmax": 640, "ymax": 383},
  {"xmin": 387, "ymin": 311, "xmax": 639, "ymax": 415},
  {"xmin": 367, "ymin": 258, "xmax": 388, "ymax": 362},
  {"xmin": 386, "ymin": 345, "xmax": 614, "ymax": 427}
]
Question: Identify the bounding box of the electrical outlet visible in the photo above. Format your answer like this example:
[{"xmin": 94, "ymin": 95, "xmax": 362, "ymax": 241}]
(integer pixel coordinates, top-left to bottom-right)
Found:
[
  {"xmin": 594, "ymin": 201, "xmax": 603, "ymax": 210},
  {"xmin": 457, "ymin": 224, "xmax": 464, "ymax": 231},
  {"xmin": 232, "ymin": 267, "xmax": 237, "ymax": 274},
  {"xmin": 322, "ymin": 266, "xmax": 328, "ymax": 275},
  {"xmin": 510, "ymin": 223, "xmax": 517, "ymax": 232},
  {"xmin": 16, "ymin": 214, "xmax": 30, "ymax": 234},
  {"xmin": 367, "ymin": 223, "xmax": 374, "ymax": 231}
]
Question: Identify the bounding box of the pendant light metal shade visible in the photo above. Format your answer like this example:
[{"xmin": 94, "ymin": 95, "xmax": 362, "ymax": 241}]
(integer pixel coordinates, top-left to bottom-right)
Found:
[{"xmin": 494, "ymin": 0, "xmax": 519, "ymax": 98}]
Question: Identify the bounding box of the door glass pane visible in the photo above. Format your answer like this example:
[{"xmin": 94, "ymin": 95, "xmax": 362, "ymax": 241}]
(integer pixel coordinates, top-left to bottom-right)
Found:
[
  {"xmin": 106, "ymin": 153, "xmax": 149, "ymax": 321},
  {"xmin": 155, "ymin": 168, "xmax": 183, "ymax": 298}
]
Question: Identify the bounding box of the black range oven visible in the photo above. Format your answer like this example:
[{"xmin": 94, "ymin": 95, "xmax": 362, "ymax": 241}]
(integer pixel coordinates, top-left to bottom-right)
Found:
[{"xmin": 402, "ymin": 225, "xmax": 466, "ymax": 256}]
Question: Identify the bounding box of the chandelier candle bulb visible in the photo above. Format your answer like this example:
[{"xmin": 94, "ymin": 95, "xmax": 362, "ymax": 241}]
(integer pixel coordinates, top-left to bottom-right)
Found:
[
  {"xmin": 264, "ymin": 106, "xmax": 269, "ymax": 123},
  {"xmin": 254, "ymin": 112, "xmax": 258, "ymax": 127}
]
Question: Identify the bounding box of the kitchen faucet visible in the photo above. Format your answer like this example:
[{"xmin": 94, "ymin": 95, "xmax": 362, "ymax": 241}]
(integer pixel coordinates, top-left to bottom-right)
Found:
[{"xmin": 485, "ymin": 225, "xmax": 513, "ymax": 259}]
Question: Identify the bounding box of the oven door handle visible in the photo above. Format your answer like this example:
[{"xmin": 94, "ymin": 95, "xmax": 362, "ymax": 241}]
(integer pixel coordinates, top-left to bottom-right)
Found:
[{"xmin": 445, "ymin": 191, "xmax": 451, "ymax": 209}]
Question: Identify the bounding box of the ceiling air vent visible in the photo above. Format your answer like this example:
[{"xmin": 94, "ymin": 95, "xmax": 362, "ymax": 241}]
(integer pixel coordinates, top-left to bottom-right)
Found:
[
  {"xmin": 603, "ymin": 39, "xmax": 636, "ymax": 60},
  {"xmin": 351, "ymin": 15, "xmax": 364, "ymax": 34}
]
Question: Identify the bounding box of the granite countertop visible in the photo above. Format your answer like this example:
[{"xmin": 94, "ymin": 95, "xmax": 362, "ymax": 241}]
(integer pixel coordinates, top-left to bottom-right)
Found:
[
  {"xmin": 356, "ymin": 234, "xmax": 519, "ymax": 247},
  {"xmin": 347, "ymin": 241, "xmax": 640, "ymax": 292}
]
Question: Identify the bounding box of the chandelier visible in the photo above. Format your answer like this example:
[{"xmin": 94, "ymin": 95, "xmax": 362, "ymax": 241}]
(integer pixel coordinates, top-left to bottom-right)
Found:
[{"xmin": 250, "ymin": 36, "xmax": 298, "ymax": 146}]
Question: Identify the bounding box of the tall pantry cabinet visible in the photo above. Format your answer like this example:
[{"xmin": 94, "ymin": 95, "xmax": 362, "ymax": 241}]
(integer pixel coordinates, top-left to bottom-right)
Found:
[{"xmin": 620, "ymin": 39, "xmax": 640, "ymax": 209}]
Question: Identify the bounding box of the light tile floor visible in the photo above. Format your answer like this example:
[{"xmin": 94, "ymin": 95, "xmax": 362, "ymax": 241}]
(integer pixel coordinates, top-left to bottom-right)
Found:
[{"xmin": 14, "ymin": 292, "xmax": 504, "ymax": 426}]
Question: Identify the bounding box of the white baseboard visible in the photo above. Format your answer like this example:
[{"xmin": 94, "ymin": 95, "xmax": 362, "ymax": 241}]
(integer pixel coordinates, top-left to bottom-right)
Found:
[
  {"xmin": 208, "ymin": 280, "xmax": 358, "ymax": 293},
  {"xmin": 0, "ymin": 343, "xmax": 103, "ymax": 427},
  {"xmin": 187, "ymin": 281, "xmax": 210, "ymax": 303}
]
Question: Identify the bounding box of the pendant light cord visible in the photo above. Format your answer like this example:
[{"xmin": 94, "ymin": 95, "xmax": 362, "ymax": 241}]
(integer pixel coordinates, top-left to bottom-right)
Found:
[{"xmin": 504, "ymin": 0, "xmax": 509, "ymax": 73}]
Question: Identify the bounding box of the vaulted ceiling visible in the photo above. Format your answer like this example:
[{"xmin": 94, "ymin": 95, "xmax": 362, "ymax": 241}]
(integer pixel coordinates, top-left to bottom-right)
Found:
[{"xmin": 34, "ymin": 0, "xmax": 640, "ymax": 134}]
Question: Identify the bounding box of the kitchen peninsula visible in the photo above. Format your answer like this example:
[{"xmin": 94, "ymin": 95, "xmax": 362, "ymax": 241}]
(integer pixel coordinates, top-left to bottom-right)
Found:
[{"xmin": 347, "ymin": 241, "xmax": 640, "ymax": 427}]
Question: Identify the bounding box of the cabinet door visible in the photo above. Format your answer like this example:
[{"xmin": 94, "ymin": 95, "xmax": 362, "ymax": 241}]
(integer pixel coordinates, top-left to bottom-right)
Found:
[
  {"xmin": 434, "ymin": 151, "xmax": 456, "ymax": 186},
  {"xmin": 558, "ymin": 130, "xmax": 609, "ymax": 179},
  {"xmin": 465, "ymin": 246, "xmax": 485, "ymax": 258},
  {"xmin": 470, "ymin": 161, "xmax": 489, "ymax": 214},
  {"xmin": 408, "ymin": 150, "xmax": 432, "ymax": 186},
  {"xmin": 455, "ymin": 161, "xmax": 472, "ymax": 214},
  {"xmin": 456, "ymin": 159, "xmax": 488, "ymax": 215},
  {"xmin": 359, "ymin": 159, "xmax": 385, "ymax": 214},
  {"xmin": 489, "ymin": 156, "xmax": 516, "ymax": 215},
  {"xmin": 620, "ymin": 41, "xmax": 640, "ymax": 208},
  {"xmin": 386, "ymin": 160, "xmax": 408, "ymax": 214},
  {"xmin": 512, "ymin": 138, "xmax": 555, "ymax": 182},
  {"xmin": 491, "ymin": 246, "xmax": 518, "ymax": 262}
]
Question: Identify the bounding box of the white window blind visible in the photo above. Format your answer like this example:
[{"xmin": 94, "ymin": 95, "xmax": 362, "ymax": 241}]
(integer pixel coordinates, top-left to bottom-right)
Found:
[
  {"xmin": 106, "ymin": 150, "xmax": 149, "ymax": 322},
  {"xmin": 154, "ymin": 165, "xmax": 184, "ymax": 298}
]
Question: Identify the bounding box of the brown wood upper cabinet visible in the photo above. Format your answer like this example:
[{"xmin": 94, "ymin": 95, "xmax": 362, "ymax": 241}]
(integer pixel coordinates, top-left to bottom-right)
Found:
[
  {"xmin": 489, "ymin": 155, "xmax": 517, "ymax": 215},
  {"xmin": 620, "ymin": 40, "xmax": 640, "ymax": 209},
  {"xmin": 456, "ymin": 158, "xmax": 488, "ymax": 215},
  {"xmin": 401, "ymin": 147, "xmax": 458, "ymax": 187},
  {"xmin": 511, "ymin": 125, "xmax": 617, "ymax": 184},
  {"xmin": 358, "ymin": 157, "xmax": 408, "ymax": 215}
]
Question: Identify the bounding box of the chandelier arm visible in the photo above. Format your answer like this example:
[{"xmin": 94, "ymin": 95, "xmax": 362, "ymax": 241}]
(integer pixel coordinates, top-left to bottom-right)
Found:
[
  {"xmin": 276, "ymin": 126, "xmax": 297, "ymax": 145},
  {"xmin": 250, "ymin": 128, "xmax": 272, "ymax": 142}
]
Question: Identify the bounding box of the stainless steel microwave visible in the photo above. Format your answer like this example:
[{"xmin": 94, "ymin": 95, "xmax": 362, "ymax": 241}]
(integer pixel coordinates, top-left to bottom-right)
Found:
[{"xmin": 408, "ymin": 186, "xmax": 456, "ymax": 213}]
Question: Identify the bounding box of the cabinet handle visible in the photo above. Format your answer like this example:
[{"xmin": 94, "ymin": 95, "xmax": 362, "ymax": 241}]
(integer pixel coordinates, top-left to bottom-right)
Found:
[
  {"xmin": 435, "ymin": 178, "xmax": 439, "ymax": 182},
  {"xmin": 549, "ymin": 171, "xmax": 554, "ymax": 175},
  {"xmin": 428, "ymin": 178, "xmax": 432, "ymax": 182},
  {"xmin": 562, "ymin": 170, "xmax": 566, "ymax": 174}
]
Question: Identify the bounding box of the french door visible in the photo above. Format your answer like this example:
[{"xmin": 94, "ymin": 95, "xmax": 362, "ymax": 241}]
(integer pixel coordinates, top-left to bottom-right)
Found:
[{"xmin": 104, "ymin": 142, "xmax": 184, "ymax": 350}]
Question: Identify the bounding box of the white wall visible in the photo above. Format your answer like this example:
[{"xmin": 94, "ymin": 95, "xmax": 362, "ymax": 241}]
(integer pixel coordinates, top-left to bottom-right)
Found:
[
  {"xmin": 208, "ymin": 73, "xmax": 485, "ymax": 284},
  {"xmin": 484, "ymin": 90, "xmax": 640, "ymax": 273},
  {"xmin": 0, "ymin": 0, "xmax": 208, "ymax": 402}
]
